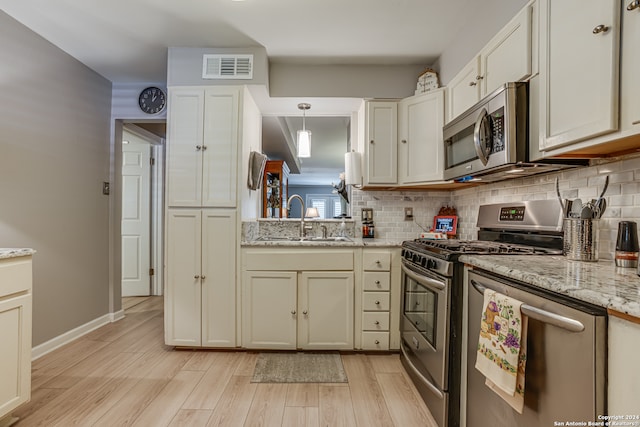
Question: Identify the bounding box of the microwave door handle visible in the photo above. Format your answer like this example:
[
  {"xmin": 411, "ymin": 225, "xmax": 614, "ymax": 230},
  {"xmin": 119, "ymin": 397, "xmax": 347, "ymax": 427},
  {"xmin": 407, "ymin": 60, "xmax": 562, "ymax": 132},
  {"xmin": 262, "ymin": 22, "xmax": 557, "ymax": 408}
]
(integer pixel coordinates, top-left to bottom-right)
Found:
[
  {"xmin": 469, "ymin": 279, "xmax": 585, "ymax": 333},
  {"xmin": 473, "ymin": 108, "xmax": 491, "ymax": 166}
]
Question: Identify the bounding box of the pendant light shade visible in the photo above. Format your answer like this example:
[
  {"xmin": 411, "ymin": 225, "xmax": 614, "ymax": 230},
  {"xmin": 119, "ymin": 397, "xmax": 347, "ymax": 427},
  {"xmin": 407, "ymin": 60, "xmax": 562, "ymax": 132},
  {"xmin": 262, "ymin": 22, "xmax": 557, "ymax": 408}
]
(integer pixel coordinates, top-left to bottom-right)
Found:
[{"xmin": 297, "ymin": 103, "xmax": 311, "ymax": 158}]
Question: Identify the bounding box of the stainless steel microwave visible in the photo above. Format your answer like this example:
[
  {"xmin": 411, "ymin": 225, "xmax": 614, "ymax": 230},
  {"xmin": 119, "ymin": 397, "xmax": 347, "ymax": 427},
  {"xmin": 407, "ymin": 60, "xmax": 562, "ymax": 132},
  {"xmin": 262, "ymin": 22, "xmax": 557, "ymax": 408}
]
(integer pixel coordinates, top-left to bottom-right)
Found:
[{"xmin": 443, "ymin": 82, "xmax": 530, "ymax": 182}]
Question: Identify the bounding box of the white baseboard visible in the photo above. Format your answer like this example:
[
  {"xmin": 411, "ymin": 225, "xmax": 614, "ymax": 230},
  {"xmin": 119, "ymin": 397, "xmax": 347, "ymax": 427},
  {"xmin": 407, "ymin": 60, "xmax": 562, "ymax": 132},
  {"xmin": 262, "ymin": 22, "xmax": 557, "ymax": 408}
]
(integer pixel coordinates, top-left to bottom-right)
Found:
[{"xmin": 31, "ymin": 309, "xmax": 125, "ymax": 360}]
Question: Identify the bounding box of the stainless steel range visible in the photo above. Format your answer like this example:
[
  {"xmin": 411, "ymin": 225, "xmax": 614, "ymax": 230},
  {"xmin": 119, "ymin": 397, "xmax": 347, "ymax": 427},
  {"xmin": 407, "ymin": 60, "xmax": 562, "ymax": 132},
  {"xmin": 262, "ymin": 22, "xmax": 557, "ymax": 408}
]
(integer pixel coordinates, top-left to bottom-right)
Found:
[{"xmin": 399, "ymin": 200, "xmax": 564, "ymax": 427}]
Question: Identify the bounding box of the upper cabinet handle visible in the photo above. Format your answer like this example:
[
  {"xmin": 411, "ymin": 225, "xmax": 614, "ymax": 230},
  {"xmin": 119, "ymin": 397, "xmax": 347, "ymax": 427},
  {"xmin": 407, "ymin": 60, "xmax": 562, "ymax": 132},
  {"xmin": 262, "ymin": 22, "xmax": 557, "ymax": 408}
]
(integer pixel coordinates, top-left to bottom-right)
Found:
[
  {"xmin": 476, "ymin": 75, "xmax": 484, "ymax": 80},
  {"xmin": 469, "ymin": 81, "xmax": 477, "ymax": 86},
  {"xmin": 627, "ymin": 0, "xmax": 640, "ymax": 10},
  {"xmin": 592, "ymin": 24, "xmax": 609, "ymax": 34}
]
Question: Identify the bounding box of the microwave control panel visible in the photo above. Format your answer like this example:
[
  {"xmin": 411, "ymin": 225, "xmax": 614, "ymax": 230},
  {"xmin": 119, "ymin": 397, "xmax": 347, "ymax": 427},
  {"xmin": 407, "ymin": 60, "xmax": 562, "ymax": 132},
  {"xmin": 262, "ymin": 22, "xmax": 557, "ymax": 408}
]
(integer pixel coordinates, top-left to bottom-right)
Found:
[{"xmin": 490, "ymin": 107, "xmax": 505, "ymax": 154}]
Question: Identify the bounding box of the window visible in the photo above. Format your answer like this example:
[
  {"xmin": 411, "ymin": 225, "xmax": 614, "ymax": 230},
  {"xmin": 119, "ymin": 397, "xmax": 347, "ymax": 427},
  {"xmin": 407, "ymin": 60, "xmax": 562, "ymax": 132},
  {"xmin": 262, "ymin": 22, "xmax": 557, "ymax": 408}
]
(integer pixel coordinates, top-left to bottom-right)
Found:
[{"xmin": 305, "ymin": 194, "xmax": 342, "ymax": 219}]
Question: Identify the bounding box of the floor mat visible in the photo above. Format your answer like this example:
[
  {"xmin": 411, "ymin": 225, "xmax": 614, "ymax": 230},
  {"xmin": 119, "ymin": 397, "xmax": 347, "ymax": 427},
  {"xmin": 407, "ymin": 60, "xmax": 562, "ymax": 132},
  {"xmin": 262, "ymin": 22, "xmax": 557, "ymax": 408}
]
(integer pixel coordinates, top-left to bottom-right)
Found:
[{"xmin": 251, "ymin": 352, "xmax": 348, "ymax": 383}]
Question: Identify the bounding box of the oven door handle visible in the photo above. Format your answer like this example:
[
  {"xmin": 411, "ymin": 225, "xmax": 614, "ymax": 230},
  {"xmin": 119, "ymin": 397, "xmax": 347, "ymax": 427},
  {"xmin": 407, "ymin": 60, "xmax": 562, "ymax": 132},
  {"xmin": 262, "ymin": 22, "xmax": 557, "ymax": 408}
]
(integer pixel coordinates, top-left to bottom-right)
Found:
[
  {"xmin": 470, "ymin": 279, "xmax": 585, "ymax": 333},
  {"xmin": 402, "ymin": 264, "xmax": 446, "ymax": 291},
  {"xmin": 400, "ymin": 341, "xmax": 445, "ymax": 400}
]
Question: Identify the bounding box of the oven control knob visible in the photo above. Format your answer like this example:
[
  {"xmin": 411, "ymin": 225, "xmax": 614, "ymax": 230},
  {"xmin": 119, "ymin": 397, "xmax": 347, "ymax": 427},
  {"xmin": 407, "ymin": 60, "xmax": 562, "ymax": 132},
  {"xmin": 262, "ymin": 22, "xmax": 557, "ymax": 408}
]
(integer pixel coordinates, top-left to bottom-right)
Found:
[
  {"xmin": 412, "ymin": 254, "xmax": 421, "ymax": 263},
  {"xmin": 420, "ymin": 257, "xmax": 428, "ymax": 267},
  {"xmin": 426, "ymin": 259, "xmax": 437, "ymax": 269}
]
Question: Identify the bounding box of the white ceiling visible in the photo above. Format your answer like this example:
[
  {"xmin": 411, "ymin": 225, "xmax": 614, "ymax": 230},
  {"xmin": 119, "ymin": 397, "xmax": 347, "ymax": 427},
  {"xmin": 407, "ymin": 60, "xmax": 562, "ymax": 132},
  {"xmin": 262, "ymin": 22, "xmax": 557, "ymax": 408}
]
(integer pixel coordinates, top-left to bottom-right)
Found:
[
  {"xmin": 0, "ymin": 0, "xmax": 477, "ymax": 83},
  {"xmin": 1, "ymin": 0, "xmax": 479, "ymax": 186}
]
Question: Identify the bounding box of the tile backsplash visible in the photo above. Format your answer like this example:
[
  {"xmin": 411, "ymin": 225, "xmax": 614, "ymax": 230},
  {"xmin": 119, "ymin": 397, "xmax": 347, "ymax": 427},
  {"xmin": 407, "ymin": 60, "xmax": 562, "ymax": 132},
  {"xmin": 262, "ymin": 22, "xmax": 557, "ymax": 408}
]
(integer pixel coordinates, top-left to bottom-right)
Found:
[{"xmin": 351, "ymin": 154, "xmax": 640, "ymax": 260}]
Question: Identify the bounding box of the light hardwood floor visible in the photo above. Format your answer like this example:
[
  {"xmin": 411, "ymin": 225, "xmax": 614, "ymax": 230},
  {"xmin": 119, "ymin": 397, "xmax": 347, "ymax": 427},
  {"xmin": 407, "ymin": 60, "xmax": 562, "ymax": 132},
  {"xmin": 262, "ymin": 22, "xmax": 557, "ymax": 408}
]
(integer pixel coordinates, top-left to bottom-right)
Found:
[{"xmin": 15, "ymin": 296, "xmax": 437, "ymax": 426}]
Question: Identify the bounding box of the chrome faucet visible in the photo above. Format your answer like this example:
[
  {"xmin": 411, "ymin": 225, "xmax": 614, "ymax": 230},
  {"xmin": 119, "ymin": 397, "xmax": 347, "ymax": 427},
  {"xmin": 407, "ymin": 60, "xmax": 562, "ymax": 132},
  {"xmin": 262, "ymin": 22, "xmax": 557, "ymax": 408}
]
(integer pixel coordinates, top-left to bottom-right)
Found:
[{"xmin": 287, "ymin": 194, "xmax": 306, "ymax": 238}]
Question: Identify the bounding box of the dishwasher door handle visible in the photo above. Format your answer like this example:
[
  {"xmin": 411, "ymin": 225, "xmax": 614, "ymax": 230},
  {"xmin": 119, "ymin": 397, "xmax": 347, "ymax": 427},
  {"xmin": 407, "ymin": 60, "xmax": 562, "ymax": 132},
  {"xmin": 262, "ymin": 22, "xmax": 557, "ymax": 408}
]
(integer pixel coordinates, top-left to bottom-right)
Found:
[{"xmin": 470, "ymin": 279, "xmax": 585, "ymax": 333}]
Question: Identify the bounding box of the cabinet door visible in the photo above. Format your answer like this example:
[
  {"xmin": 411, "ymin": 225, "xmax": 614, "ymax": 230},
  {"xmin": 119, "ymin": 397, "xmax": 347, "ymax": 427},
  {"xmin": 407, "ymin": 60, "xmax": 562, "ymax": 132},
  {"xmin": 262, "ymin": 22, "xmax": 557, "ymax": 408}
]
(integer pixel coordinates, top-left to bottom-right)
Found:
[
  {"xmin": 165, "ymin": 209, "xmax": 202, "ymax": 346},
  {"xmin": 0, "ymin": 293, "xmax": 31, "ymax": 419},
  {"xmin": 298, "ymin": 272, "xmax": 354, "ymax": 350},
  {"xmin": 608, "ymin": 316, "xmax": 640, "ymax": 414},
  {"xmin": 366, "ymin": 101, "xmax": 398, "ymax": 184},
  {"xmin": 201, "ymin": 209, "xmax": 236, "ymax": 347},
  {"xmin": 620, "ymin": 1, "xmax": 640, "ymax": 133},
  {"xmin": 446, "ymin": 57, "xmax": 481, "ymax": 123},
  {"xmin": 480, "ymin": 5, "xmax": 532, "ymax": 96},
  {"xmin": 539, "ymin": 0, "xmax": 620, "ymax": 150},
  {"xmin": 202, "ymin": 87, "xmax": 239, "ymax": 207},
  {"xmin": 242, "ymin": 271, "xmax": 297, "ymax": 349},
  {"xmin": 166, "ymin": 89, "xmax": 204, "ymax": 207},
  {"xmin": 398, "ymin": 90, "xmax": 444, "ymax": 184}
]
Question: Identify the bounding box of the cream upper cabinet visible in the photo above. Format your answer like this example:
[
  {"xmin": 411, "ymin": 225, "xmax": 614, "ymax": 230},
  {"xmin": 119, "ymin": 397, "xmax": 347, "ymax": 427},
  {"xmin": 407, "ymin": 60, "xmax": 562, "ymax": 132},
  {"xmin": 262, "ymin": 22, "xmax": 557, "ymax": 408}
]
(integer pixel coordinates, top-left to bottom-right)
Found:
[
  {"xmin": 446, "ymin": 57, "xmax": 481, "ymax": 123},
  {"xmin": 538, "ymin": 0, "xmax": 620, "ymax": 151},
  {"xmin": 446, "ymin": 4, "xmax": 533, "ymax": 123},
  {"xmin": 398, "ymin": 89, "xmax": 445, "ymax": 184},
  {"xmin": 364, "ymin": 101, "xmax": 398, "ymax": 185},
  {"xmin": 166, "ymin": 86, "xmax": 239, "ymax": 208},
  {"xmin": 621, "ymin": 0, "xmax": 640, "ymax": 134},
  {"xmin": 165, "ymin": 208, "xmax": 237, "ymax": 348},
  {"xmin": 0, "ymin": 256, "xmax": 32, "ymax": 423}
]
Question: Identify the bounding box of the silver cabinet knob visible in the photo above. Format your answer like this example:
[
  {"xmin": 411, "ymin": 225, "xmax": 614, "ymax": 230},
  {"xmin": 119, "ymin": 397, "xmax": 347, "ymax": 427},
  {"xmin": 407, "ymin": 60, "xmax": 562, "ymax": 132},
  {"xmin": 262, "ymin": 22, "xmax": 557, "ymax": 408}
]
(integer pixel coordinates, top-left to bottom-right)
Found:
[
  {"xmin": 202, "ymin": 145, "xmax": 207, "ymax": 150},
  {"xmin": 374, "ymin": 340, "xmax": 380, "ymax": 345},
  {"xmin": 401, "ymin": 139, "xmax": 407, "ymax": 144},
  {"xmin": 291, "ymin": 310, "xmax": 297, "ymax": 315},
  {"xmin": 194, "ymin": 275, "xmax": 200, "ymax": 279},
  {"xmin": 476, "ymin": 75, "xmax": 484, "ymax": 80},
  {"xmin": 374, "ymin": 321, "xmax": 380, "ymax": 325},
  {"xmin": 375, "ymin": 300, "xmax": 381, "ymax": 305},
  {"xmin": 628, "ymin": 0, "xmax": 640, "ymax": 10},
  {"xmin": 469, "ymin": 81, "xmax": 477, "ymax": 86},
  {"xmin": 370, "ymin": 140, "xmax": 374, "ymax": 144},
  {"xmin": 201, "ymin": 276, "xmax": 206, "ymax": 280},
  {"xmin": 302, "ymin": 310, "xmax": 308, "ymax": 315},
  {"xmin": 592, "ymin": 24, "xmax": 609, "ymax": 34},
  {"xmin": 196, "ymin": 145, "xmax": 202, "ymax": 150},
  {"xmin": 375, "ymin": 280, "xmax": 381, "ymax": 285}
]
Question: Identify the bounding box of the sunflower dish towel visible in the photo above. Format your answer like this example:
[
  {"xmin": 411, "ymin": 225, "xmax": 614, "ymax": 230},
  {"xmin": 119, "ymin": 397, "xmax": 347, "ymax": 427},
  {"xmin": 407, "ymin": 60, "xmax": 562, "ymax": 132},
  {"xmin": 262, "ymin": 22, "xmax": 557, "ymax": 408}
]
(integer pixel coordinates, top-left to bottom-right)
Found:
[{"xmin": 475, "ymin": 289, "xmax": 528, "ymax": 413}]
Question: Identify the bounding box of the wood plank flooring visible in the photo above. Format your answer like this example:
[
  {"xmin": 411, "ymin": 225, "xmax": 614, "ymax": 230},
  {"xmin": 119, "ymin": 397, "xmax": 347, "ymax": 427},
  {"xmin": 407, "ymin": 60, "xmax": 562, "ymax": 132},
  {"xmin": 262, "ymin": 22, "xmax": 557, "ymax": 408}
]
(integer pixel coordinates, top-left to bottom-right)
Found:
[{"xmin": 14, "ymin": 296, "xmax": 437, "ymax": 426}]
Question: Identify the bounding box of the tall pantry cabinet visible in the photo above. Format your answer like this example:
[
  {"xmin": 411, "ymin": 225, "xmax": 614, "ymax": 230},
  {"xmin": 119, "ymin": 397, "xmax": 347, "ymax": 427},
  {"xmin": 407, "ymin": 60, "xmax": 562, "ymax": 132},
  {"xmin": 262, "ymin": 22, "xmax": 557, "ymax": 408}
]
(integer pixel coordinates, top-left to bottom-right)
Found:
[{"xmin": 165, "ymin": 86, "xmax": 244, "ymax": 347}]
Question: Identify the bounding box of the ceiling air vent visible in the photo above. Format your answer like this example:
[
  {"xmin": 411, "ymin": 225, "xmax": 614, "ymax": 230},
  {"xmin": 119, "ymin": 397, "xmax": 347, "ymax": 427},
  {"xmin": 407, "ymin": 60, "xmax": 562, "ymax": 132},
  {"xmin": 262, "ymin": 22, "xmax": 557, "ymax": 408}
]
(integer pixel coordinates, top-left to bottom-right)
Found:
[{"xmin": 202, "ymin": 54, "xmax": 254, "ymax": 80}]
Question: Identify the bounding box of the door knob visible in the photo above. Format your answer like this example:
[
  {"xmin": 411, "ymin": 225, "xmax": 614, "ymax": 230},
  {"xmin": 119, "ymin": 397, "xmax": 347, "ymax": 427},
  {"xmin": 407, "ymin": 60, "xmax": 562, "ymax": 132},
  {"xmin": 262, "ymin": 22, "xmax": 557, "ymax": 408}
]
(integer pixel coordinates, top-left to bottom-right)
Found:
[{"xmin": 592, "ymin": 24, "xmax": 609, "ymax": 34}]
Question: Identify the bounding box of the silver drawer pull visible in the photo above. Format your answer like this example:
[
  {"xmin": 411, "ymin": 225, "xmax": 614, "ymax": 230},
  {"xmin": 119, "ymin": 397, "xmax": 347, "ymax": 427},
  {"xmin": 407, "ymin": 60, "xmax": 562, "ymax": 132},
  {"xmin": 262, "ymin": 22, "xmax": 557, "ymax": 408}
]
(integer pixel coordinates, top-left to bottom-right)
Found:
[
  {"xmin": 375, "ymin": 280, "xmax": 381, "ymax": 285},
  {"xmin": 374, "ymin": 321, "xmax": 380, "ymax": 325},
  {"xmin": 375, "ymin": 340, "xmax": 380, "ymax": 345},
  {"xmin": 375, "ymin": 300, "xmax": 381, "ymax": 305},
  {"xmin": 592, "ymin": 24, "xmax": 609, "ymax": 34}
]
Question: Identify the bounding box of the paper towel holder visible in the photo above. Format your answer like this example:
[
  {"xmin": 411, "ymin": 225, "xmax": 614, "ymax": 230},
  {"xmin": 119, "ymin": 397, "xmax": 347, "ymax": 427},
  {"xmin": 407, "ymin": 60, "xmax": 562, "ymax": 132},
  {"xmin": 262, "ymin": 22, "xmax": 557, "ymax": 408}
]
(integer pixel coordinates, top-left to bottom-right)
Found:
[{"xmin": 344, "ymin": 150, "xmax": 362, "ymax": 187}]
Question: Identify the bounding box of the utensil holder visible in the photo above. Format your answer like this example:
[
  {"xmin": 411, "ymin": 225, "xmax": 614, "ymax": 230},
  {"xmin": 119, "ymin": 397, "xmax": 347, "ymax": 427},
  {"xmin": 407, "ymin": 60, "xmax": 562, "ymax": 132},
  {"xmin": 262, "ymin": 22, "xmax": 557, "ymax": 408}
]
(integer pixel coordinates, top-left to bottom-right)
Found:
[{"xmin": 563, "ymin": 218, "xmax": 599, "ymax": 261}]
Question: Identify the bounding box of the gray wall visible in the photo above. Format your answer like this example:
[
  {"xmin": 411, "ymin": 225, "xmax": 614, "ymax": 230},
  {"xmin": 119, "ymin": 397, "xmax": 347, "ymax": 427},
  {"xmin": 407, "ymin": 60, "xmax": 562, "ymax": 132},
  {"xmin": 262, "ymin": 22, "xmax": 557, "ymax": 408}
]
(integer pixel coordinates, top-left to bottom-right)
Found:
[
  {"xmin": 0, "ymin": 11, "xmax": 112, "ymax": 346},
  {"xmin": 434, "ymin": 0, "xmax": 529, "ymax": 85}
]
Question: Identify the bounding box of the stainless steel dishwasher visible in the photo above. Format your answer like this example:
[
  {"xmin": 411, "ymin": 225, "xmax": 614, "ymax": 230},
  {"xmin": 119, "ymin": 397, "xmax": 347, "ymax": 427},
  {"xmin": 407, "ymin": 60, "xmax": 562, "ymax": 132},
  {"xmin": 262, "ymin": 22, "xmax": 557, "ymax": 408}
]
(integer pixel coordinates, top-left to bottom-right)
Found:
[{"xmin": 464, "ymin": 269, "xmax": 607, "ymax": 427}]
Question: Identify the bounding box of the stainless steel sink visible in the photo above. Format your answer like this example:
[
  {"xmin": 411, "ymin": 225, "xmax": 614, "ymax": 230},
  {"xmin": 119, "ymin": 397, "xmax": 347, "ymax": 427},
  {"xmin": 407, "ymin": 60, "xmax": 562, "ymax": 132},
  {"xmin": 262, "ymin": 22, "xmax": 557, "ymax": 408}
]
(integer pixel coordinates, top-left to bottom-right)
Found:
[{"xmin": 254, "ymin": 235, "xmax": 353, "ymax": 243}]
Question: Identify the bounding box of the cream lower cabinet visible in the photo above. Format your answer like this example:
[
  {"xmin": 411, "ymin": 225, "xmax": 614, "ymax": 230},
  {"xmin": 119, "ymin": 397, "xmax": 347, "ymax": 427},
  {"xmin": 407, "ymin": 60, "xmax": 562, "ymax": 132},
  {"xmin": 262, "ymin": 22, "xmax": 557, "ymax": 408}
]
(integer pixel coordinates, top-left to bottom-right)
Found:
[
  {"xmin": 0, "ymin": 256, "xmax": 32, "ymax": 423},
  {"xmin": 165, "ymin": 209, "xmax": 236, "ymax": 347},
  {"xmin": 359, "ymin": 249, "xmax": 401, "ymax": 351},
  {"xmin": 607, "ymin": 315, "xmax": 640, "ymax": 414},
  {"xmin": 242, "ymin": 249, "xmax": 354, "ymax": 350}
]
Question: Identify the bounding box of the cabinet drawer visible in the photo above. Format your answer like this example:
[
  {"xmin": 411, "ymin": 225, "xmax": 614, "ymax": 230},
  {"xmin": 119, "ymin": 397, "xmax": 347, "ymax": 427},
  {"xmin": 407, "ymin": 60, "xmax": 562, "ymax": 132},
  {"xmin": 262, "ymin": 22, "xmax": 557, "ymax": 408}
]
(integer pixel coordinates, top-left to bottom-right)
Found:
[
  {"xmin": 363, "ymin": 272, "xmax": 390, "ymax": 291},
  {"xmin": 363, "ymin": 251, "xmax": 390, "ymax": 271},
  {"xmin": 0, "ymin": 258, "xmax": 32, "ymax": 299},
  {"xmin": 362, "ymin": 332, "xmax": 390, "ymax": 350},
  {"xmin": 362, "ymin": 312, "xmax": 389, "ymax": 331},
  {"xmin": 363, "ymin": 292, "xmax": 390, "ymax": 311}
]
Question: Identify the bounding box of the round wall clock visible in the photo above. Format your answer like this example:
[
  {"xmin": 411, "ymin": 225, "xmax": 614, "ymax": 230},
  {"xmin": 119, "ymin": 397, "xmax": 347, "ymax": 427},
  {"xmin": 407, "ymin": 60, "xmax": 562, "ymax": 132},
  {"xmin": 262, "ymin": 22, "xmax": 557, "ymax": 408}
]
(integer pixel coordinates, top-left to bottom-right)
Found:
[{"xmin": 138, "ymin": 86, "xmax": 166, "ymax": 114}]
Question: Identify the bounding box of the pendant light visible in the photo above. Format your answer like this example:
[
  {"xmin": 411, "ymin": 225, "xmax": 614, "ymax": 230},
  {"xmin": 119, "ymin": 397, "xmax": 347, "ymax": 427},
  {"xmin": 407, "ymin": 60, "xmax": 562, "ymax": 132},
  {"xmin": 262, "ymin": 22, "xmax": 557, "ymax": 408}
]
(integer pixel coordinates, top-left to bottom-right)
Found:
[{"xmin": 297, "ymin": 103, "xmax": 311, "ymax": 158}]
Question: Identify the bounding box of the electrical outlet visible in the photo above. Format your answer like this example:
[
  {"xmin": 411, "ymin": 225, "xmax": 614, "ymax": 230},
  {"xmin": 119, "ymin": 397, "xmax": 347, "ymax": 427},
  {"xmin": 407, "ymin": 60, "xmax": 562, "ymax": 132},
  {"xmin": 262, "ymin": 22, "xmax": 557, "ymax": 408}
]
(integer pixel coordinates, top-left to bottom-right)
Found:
[
  {"xmin": 404, "ymin": 207, "xmax": 413, "ymax": 221},
  {"xmin": 102, "ymin": 181, "xmax": 110, "ymax": 195}
]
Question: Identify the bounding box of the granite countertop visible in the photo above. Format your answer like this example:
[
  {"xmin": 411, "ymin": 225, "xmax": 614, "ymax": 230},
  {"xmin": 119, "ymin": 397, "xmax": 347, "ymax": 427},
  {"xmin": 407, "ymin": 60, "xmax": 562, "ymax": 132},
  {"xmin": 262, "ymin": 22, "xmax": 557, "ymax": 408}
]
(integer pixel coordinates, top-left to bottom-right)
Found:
[
  {"xmin": 241, "ymin": 237, "xmax": 404, "ymax": 248},
  {"xmin": 0, "ymin": 248, "xmax": 36, "ymax": 260},
  {"xmin": 460, "ymin": 254, "xmax": 640, "ymax": 319}
]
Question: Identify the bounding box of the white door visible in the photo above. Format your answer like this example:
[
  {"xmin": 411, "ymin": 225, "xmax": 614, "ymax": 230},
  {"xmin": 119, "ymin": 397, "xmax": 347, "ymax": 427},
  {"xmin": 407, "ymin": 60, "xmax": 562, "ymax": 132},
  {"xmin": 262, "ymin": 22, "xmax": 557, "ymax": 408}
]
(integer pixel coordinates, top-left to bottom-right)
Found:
[{"xmin": 121, "ymin": 132, "xmax": 151, "ymax": 296}]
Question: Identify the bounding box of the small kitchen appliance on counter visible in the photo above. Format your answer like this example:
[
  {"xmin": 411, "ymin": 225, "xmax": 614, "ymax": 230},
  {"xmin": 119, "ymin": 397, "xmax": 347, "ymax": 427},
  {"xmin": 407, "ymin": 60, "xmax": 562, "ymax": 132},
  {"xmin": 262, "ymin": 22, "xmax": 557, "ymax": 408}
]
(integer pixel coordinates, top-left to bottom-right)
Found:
[
  {"xmin": 400, "ymin": 200, "xmax": 564, "ymax": 427},
  {"xmin": 615, "ymin": 220, "xmax": 639, "ymax": 267}
]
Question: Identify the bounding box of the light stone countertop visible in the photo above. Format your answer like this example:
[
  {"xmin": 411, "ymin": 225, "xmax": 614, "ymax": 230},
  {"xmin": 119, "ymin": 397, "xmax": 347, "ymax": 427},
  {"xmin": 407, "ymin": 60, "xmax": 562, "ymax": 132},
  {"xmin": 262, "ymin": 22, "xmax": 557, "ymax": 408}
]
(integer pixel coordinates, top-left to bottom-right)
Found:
[
  {"xmin": 241, "ymin": 237, "xmax": 404, "ymax": 248},
  {"xmin": 0, "ymin": 248, "xmax": 36, "ymax": 260},
  {"xmin": 460, "ymin": 254, "xmax": 640, "ymax": 318}
]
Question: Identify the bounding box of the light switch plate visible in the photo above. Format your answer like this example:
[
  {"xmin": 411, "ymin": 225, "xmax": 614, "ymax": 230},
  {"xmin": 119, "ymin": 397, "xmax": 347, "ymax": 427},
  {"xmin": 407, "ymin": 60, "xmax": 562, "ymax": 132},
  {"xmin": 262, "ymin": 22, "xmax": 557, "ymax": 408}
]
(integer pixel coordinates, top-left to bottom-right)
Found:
[{"xmin": 404, "ymin": 207, "xmax": 413, "ymax": 221}]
